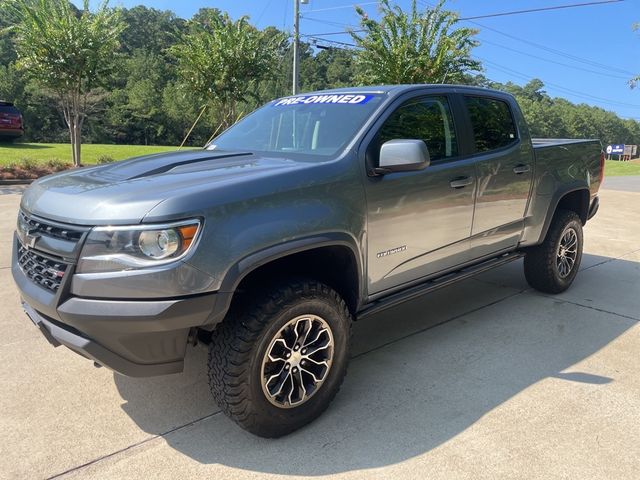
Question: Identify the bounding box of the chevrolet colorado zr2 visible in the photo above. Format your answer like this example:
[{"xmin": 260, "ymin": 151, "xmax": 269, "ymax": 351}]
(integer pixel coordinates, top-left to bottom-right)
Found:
[{"xmin": 12, "ymin": 85, "xmax": 603, "ymax": 437}]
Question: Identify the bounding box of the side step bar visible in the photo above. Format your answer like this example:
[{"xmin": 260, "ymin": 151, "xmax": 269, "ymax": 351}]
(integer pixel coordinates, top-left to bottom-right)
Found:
[{"xmin": 357, "ymin": 251, "xmax": 525, "ymax": 320}]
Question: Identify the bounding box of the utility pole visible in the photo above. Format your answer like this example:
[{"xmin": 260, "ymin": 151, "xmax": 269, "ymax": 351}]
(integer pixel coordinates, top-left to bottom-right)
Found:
[{"xmin": 292, "ymin": 0, "xmax": 300, "ymax": 95}]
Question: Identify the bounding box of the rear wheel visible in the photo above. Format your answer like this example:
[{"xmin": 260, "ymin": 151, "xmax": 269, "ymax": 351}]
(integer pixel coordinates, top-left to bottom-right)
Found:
[
  {"xmin": 208, "ymin": 278, "xmax": 352, "ymax": 437},
  {"xmin": 524, "ymin": 209, "xmax": 583, "ymax": 293}
]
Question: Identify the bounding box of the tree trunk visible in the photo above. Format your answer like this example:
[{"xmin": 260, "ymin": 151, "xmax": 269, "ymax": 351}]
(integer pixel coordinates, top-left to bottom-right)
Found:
[
  {"xmin": 61, "ymin": 94, "xmax": 82, "ymax": 167},
  {"xmin": 74, "ymin": 122, "xmax": 82, "ymax": 167},
  {"xmin": 68, "ymin": 116, "xmax": 82, "ymax": 168},
  {"xmin": 68, "ymin": 121, "xmax": 77, "ymax": 167}
]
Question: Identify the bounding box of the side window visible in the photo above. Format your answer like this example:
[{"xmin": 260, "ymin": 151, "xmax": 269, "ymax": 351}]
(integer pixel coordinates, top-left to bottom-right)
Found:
[
  {"xmin": 375, "ymin": 96, "xmax": 458, "ymax": 162},
  {"xmin": 464, "ymin": 96, "xmax": 518, "ymax": 153}
]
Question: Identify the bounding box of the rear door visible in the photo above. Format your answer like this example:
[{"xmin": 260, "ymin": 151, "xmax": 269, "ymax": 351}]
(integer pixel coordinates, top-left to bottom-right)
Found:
[
  {"xmin": 462, "ymin": 95, "xmax": 534, "ymax": 258},
  {"xmin": 362, "ymin": 93, "xmax": 477, "ymax": 295}
]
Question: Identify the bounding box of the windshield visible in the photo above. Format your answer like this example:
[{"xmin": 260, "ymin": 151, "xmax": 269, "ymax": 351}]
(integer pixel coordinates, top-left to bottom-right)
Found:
[{"xmin": 208, "ymin": 93, "xmax": 385, "ymax": 158}]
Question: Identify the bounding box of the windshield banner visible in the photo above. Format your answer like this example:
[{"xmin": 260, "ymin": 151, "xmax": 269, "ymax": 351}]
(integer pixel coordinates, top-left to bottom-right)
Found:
[{"xmin": 273, "ymin": 94, "xmax": 375, "ymax": 106}]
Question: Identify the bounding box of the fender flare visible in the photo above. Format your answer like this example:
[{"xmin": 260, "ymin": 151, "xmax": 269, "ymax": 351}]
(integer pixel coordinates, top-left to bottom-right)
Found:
[
  {"xmin": 537, "ymin": 184, "xmax": 590, "ymax": 245},
  {"xmin": 205, "ymin": 232, "xmax": 363, "ymax": 327}
]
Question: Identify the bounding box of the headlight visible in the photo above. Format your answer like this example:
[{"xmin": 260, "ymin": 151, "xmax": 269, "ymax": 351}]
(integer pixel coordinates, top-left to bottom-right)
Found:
[{"xmin": 76, "ymin": 220, "xmax": 201, "ymax": 273}]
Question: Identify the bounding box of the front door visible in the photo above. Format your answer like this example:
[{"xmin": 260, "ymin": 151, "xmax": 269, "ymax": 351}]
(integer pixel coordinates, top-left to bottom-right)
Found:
[{"xmin": 363, "ymin": 94, "xmax": 477, "ymax": 295}]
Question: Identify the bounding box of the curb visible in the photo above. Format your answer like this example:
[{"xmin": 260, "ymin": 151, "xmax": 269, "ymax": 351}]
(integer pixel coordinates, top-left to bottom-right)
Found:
[{"xmin": 0, "ymin": 179, "xmax": 33, "ymax": 185}]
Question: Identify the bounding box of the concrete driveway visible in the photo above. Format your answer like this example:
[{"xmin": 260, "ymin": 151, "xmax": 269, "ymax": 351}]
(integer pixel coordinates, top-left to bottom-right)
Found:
[{"xmin": 1, "ymin": 182, "xmax": 639, "ymax": 480}]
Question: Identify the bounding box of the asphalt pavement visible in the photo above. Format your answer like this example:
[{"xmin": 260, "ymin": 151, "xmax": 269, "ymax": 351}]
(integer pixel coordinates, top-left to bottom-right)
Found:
[
  {"xmin": 0, "ymin": 180, "xmax": 639, "ymax": 479},
  {"xmin": 602, "ymin": 175, "xmax": 640, "ymax": 192}
]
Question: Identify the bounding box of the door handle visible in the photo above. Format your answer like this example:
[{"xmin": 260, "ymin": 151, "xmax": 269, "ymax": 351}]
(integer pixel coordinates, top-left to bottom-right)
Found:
[
  {"xmin": 449, "ymin": 176, "xmax": 474, "ymax": 189},
  {"xmin": 513, "ymin": 164, "xmax": 530, "ymax": 175}
]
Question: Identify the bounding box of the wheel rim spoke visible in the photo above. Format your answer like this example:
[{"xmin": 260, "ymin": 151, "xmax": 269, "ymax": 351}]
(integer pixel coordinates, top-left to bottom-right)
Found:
[
  {"xmin": 267, "ymin": 338, "xmax": 289, "ymax": 362},
  {"xmin": 261, "ymin": 314, "xmax": 334, "ymax": 409},
  {"xmin": 304, "ymin": 342, "xmax": 331, "ymax": 357},
  {"xmin": 556, "ymin": 226, "xmax": 579, "ymax": 279},
  {"xmin": 267, "ymin": 367, "xmax": 291, "ymax": 398},
  {"xmin": 288, "ymin": 369, "xmax": 307, "ymax": 406},
  {"xmin": 300, "ymin": 366, "xmax": 322, "ymax": 382},
  {"xmin": 294, "ymin": 317, "xmax": 312, "ymax": 347},
  {"xmin": 303, "ymin": 326, "xmax": 329, "ymax": 348}
]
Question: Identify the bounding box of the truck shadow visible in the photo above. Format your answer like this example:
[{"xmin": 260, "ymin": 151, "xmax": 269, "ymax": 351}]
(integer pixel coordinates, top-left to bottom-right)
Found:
[{"xmin": 114, "ymin": 253, "xmax": 638, "ymax": 476}]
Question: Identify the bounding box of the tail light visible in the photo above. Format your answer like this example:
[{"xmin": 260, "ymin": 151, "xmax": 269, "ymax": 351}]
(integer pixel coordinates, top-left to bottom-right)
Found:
[
  {"xmin": 599, "ymin": 151, "xmax": 605, "ymax": 185},
  {"xmin": 0, "ymin": 113, "xmax": 22, "ymax": 128}
]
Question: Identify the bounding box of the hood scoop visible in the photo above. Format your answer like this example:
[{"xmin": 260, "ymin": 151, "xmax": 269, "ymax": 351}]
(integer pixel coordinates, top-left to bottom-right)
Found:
[{"xmin": 127, "ymin": 151, "xmax": 253, "ymax": 180}]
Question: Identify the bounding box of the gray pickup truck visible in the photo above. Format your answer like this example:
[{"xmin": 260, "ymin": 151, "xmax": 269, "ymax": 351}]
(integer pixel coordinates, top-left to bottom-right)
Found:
[{"xmin": 12, "ymin": 85, "xmax": 603, "ymax": 437}]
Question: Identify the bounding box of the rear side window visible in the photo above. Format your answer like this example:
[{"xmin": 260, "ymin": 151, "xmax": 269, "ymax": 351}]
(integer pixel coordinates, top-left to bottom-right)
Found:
[
  {"xmin": 464, "ymin": 96, "xmax": 517, "ymax": 153},
  {"xmin": 376, "ymin": 96, "xmax": 458, "ymax": 161},
  {"xmin": 0, "ymin": 105, "xmax": 20, "ymax": 115}
]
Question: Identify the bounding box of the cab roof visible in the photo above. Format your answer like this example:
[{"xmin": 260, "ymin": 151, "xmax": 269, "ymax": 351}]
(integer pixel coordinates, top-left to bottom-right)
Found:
[{"xmin": 302, "ymin": 84, "xmax": 508, "ymax": 97}]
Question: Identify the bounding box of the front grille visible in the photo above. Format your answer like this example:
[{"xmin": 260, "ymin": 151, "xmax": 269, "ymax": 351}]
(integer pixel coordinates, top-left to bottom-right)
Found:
[
  {"xmin": 17, "ymin": 245, "xmax": 68, "ymax": 292},
  {"xmin": 19, "ymin": 211, "xmax": 84, "ymax": 242}
]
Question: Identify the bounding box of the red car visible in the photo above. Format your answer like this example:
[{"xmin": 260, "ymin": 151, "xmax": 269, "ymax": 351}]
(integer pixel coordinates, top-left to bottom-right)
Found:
[{"xmin": 0, "ymin": 101, "xmax": 24, "ymax": 140}]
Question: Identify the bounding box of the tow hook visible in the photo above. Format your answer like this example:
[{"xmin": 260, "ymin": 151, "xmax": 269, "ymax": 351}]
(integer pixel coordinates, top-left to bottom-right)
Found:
[{"xmin": 187, "ymin": 328, "xmax": 198, "ymax": 347}]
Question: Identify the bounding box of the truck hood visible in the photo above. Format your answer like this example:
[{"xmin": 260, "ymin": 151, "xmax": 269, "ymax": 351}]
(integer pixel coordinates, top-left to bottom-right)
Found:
[{"xmin": 20, "ymin": 149, "xmax": 311, "ymax": 225}]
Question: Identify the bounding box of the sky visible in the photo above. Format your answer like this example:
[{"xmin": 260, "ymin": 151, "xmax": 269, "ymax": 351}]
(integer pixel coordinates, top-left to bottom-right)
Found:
[{"xmin": 79, "ymin": 0, "xmax": 640, "ymax": 120}]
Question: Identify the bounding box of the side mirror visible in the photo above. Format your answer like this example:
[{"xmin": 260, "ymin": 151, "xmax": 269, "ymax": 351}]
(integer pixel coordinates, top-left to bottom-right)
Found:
[{"xmin": 376, "ymin": 139, "xmax": 430, "ymax": 175}]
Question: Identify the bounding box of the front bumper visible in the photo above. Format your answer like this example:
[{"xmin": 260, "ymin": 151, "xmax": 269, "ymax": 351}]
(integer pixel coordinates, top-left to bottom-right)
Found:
[
  {"xmin": 12, "ymin": 231, "xmax": 218, "ymax": 377},
  {"xmin": 0, "ymin": 127, "xmax": 23, "ymax": 138},
  {"xmin": 19, "ymin": 294, "xmax": 217, "ymax": 377}
]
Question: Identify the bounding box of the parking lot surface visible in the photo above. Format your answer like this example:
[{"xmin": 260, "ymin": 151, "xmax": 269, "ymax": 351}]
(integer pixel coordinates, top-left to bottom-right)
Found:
[{"xmin": 1, "ymin": 182, "xmax": 638, "ymax": 480}]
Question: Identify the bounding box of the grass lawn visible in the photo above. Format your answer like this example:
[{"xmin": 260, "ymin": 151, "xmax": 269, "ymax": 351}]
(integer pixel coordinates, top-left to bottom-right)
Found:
[
  {"xmin": 604, "ymin": 159, "xmax": 640, "ymax": 177},
  {"xmin": 0, "ymin": 142, "xmax": 198, "ymax": 166},
  {"xmin": 2, "ymin": 143, "xmax": 639, "ymax": 177}
]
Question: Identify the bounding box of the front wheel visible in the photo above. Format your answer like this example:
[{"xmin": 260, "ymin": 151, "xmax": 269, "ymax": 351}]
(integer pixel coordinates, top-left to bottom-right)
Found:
[
  {"xmin": 208, "ymin": 279, "xmax": 352, "ymax": 437},
  {"xmin": 524, "ymin": 209, "xmax": 584, "ymax": 294}
]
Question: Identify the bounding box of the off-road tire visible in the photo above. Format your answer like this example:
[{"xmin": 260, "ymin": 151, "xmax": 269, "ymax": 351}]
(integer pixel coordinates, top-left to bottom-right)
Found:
[
  {"xmin": 208, "ymin": 278, "xmax": 352, "ymax": 438},
  {"xmin": 524, "ymin": 209, "xmax": 583, "ymax": 294}
]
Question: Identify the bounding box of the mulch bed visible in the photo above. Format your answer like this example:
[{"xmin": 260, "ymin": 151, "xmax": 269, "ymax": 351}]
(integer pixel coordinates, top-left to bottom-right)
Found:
[{"xmin": 0, "ymin": 164, "xmax": 72, "ymax": 181}]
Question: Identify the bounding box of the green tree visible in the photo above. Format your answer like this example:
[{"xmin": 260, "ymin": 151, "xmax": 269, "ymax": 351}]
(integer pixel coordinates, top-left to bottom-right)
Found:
[
  {"xmin": 170, "ymin": 10, "xmax": 286, "ymax": 132},
  {"xmin": 6, "ymin": 0, "xmax": 124, "ymax": 165},
  {"xmin": 0, "ymin": 5, "xmax": 18, "ymax": 66},
  {"xmin": 350, "ymin": 0, "xmax": 480, "ymax": 84},
  {"xmin": 119, "ymin": 6, "xmax": 186, "ymax": 57}
]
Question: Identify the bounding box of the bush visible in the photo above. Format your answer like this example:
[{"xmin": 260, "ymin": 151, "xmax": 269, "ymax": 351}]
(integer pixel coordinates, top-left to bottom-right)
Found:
[
  {"xmin": 19, "ymin": 157, "xmax": 38, "ymax": 170},
  {"xmin": 44, "ymin": 158, "xmax": 67, "ymax": 170},
  {"xmin": 96, "ymin": 154, "xmax": 115, "ymax": 164}
]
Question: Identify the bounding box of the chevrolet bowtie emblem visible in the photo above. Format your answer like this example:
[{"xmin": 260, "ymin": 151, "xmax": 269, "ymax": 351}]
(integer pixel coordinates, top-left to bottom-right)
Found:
[
  {"xmin": 19, "ymin": 226, "xmax": 40, "ymax": 250},
  {"xmin": 24, "ymin": 232, "xmax": 39, "ymax": 249}
]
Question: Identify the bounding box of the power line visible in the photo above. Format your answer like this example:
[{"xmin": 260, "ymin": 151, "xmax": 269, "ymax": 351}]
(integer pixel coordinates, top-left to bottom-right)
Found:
[
  {"xmin": 282, "ymin": 0, "xmax": 289, "ymax": 31},
  {"xmin": 306, "ymin": 36, "xmax": 359, "ymax": 48},
  {"xmin": 301, "ymin": 2, "xmax": 637, "ymax": 111},
  {"xmin": 476, "ymin": 56, "xmax": 640, "ymax": 109},
  {"xmin": 462, "ymin": 18, "xmax": 636, "ymax": 76},
  {"xmin": 301, "ymin": 16, "xmax": 356, "ymax": 29},
  {"xmin": 305, "ymin": 1, "xmax": 379, "ymax": 13},
  {"xmin": 302, "ymin": 39, "xmax": 639, "ymax": 112},
  {"xmin": 304, "ymin": 0, "xmax": 624, "ymax": 18},
  {"xmin": 302, "ymin": 0, "xmax": 626, "ymax": 37},
  {"xmin": 416, "ymin": 0, "xmax": 635, "ymax": 76},
  {"xmin": 478, "ymin": 37, "xmax": 631, "ymax": 80},
  {"xmin": 304, "ymin": 4, "xmax": 635, "ymax": 78},
  {"xmin": 460, "ymin": 0, "xmax": 624, "ymax": 21},
  {"xmin": 256, "ymin": 0, "xmax": 276, "ymax": 24}
]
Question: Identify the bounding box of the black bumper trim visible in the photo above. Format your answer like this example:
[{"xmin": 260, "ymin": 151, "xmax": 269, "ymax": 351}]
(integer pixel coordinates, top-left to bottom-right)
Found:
[{"xmin": 22, "ymin": 302, "xmax": 185, "ymax": 377}]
